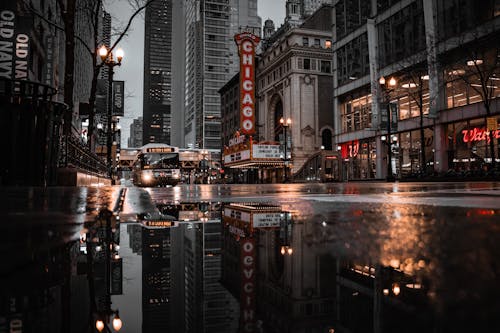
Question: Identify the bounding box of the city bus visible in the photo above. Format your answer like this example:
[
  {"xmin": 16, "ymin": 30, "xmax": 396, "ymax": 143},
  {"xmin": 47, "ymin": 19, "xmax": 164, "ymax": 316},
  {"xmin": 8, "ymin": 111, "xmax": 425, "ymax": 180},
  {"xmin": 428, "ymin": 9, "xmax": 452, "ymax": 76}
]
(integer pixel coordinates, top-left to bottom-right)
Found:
[{"xmin": 132, "ymin": 144, "xmax": 181, "ymax": 187}]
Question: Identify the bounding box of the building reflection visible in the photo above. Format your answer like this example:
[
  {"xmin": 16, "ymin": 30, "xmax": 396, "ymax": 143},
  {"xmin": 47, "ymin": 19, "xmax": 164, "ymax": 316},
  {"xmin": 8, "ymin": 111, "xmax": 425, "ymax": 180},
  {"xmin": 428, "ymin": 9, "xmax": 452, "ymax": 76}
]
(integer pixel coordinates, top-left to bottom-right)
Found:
[
  {"xmin": 138, "ymin": 201, "xmax": 239, "ymax": 332},
  {"xmin": 0, "ymin": 188, "xmax": 120, "ymax": 333},
  {"xmin": 221, "ymin": 203, "xmax": 337, "ymax": 333},
  {"xmin": 4, "ymin": 195, "xmax": 497, "ymax": 333}
]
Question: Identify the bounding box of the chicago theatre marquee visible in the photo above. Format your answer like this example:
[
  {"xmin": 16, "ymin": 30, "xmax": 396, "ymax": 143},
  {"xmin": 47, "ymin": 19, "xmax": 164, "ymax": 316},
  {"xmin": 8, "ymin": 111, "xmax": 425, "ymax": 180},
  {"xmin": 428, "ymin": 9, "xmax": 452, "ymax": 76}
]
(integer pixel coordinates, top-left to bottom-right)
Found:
[{"xmin": 222, "ymin": 32, "xmax": 285, "ymax": 182}]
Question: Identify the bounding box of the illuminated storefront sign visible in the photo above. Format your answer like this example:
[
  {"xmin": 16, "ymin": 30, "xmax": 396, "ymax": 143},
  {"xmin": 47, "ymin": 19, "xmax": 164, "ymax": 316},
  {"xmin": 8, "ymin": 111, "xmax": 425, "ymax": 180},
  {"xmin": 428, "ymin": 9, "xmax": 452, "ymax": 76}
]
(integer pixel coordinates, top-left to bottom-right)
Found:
[
  {"xmin": 224, "ymin": 207, "xmax": 251, "ymax": 223},
  {"xmin": 240, "ymin": 238, "xmax": 256, "ymax": 332},
  {"xmin": 235, "ymin": 32, "xmax": 260, "ymax": 135},
  {"xmin": 340, "ymin": 140, "xmax": 359, "ymax": 159},
  {"xmin": 229, "ymin": 133, "xmax": 246, "ymax": 147},
  {"xmin": 224, "ymin": 149, "xmax": 250, "ymax": 164},
  {"xmin": 141, "ymin": 220, "xmax": 176, "ymax": 228},
  {"xmin": 252, "ymin": 213, "xmax": 282, "ymax": 228},
  {"xmin": 462, "ymin": 128, "xmax": 500, "ymax": 143},
  {"xmin": 252, "ymin": 144, "xmax": 281, "ymax": 159}
]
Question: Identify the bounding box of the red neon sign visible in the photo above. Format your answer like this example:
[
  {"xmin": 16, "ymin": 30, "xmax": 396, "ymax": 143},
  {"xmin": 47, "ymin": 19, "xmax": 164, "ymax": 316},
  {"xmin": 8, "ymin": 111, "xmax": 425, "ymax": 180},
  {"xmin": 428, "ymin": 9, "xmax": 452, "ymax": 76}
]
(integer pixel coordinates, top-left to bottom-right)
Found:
[
  {"xmin": 340, "ymin": 140, "xmax": 359, "ymax": 159},
  {"xmin": 235, "ymin": 33, "xmax": 260, "ymax": 135},
  {"xmin": 240, "ymin": 238, "xmax": 256, "ymax": 332},
  {"xmin": 462, "ymin": 128, "xmax": 500, "ymax": 143}
]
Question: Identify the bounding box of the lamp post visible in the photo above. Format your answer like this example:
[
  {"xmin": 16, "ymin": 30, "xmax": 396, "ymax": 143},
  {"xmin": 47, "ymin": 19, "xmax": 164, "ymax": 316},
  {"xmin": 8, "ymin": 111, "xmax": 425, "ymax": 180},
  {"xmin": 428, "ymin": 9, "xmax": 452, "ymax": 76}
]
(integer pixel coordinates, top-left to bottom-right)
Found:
[
  {"xmin": 280, "ymin": 117, "xmax": 292, "ymax": 182},
  {"xmin": 99, "ymin": 45, "xmax": 124, "ymax": 185},
  {"xmin": 95, "ymin": 209, "xmax": 123, "ymax": 332},
  {"xmin": 379, "ymin": 76, "xmax": 397, "ymax": 182},
  {"xmin": 280, "ymin": 211, "xmax": 293, "ymax": 256}
]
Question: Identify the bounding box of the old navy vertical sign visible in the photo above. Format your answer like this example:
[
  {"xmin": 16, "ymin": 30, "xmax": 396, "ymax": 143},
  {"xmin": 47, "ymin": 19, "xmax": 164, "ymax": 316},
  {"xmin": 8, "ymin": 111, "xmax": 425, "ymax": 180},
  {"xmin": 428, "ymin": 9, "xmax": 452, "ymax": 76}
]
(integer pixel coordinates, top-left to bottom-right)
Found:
[
  {"xmin": 235, "ymin": 33, "xmax": 260, "ymax": 135},
  {"xmin": 0, "ymin": 1, "xmax": 31, "ymax": 83}
]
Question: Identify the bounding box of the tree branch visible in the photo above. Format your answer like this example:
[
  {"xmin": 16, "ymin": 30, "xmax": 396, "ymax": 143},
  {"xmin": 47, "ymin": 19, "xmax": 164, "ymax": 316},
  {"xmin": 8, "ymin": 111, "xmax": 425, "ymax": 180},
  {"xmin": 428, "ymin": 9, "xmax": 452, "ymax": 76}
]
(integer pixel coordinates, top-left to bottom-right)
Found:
[{"xmin": 107, "ymin": 0, "xmax": 155, "ymax": 54}]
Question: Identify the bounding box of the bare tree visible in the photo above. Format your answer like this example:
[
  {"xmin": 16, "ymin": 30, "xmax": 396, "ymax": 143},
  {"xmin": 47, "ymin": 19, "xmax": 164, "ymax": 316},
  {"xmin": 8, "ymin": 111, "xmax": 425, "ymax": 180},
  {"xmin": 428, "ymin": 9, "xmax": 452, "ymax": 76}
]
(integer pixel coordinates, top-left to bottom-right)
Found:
[
  {"xmin": 453, "ymin": 44, "xmax": 500, "ymax": 169},
  {"xmin": 86, "ymin": 0, "xmax": 155, "ymax": 150},
  {"xmin": 397, "ymin": 63, "xmax": 433, "ymax": 174},
  {"xmin": 24, "ymin": 0, "xmax": 154, "ymax": 147},
  {"xmin": 448, "ymin": 27, "xmax": 500, "ymax": 168}
]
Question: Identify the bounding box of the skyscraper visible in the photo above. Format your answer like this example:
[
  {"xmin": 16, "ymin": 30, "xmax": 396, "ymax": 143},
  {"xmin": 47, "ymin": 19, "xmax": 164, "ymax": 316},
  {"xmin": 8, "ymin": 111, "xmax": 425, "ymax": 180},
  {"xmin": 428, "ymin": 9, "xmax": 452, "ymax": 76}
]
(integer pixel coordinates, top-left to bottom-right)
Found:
[
  {"xmin": 183, "ymin": 0, "xmax": 261, "ymax": 149},
  {"xmin": 95, "ymin": 10, "xmax": 111, "ymax": 147},
  {"xmin": 128, "ymin": 117, "xmax": 143, "ymax": 148},
  {"xmin": 143, "ymin": 0, "xmax": 173, "ymax": 144}
]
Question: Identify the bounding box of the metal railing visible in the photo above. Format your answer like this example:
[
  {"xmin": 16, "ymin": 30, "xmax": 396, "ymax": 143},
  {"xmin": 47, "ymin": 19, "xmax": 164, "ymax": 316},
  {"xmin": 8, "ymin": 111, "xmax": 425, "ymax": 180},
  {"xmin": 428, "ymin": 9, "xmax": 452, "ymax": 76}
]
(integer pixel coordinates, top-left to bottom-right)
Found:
[{"xmin": 59, "ymin": 134, "xmax": 108, "ymax": 177}]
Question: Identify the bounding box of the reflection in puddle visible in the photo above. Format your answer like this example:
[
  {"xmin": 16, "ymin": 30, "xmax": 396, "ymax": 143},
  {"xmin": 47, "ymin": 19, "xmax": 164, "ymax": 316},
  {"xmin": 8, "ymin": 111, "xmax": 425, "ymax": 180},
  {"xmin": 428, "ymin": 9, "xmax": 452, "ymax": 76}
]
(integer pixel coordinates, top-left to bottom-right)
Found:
[{"xmin": 1, "ymin": 194, "xmax": 499, "ymax": 332}]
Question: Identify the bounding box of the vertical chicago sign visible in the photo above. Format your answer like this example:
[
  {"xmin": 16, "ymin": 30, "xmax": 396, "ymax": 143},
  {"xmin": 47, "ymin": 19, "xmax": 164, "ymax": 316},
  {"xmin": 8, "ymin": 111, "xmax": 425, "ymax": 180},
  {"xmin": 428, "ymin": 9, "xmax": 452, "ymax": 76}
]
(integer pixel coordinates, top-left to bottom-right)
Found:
[{"xmin": 234, "ymin": 33, "xmax": 260, "ymax": 136}]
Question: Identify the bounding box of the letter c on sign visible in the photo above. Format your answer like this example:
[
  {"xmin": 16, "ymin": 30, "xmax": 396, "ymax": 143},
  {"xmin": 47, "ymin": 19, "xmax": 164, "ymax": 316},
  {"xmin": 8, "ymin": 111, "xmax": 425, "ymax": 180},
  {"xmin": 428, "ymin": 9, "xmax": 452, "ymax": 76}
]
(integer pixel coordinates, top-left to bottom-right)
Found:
[
  {"xmin": 243, "ymin": 282, "xmax": 254, "ymax": 293},
  {"xmin": 243, "ymin": 255, "xmax": 253, "ymax": 266},
  {"xmin": 242, "ymin": 80, "xmax": 253, "ymax": 91},
  {"xmin": 242, "ymin": 40, "xmax": 253, "ymax": 52}
]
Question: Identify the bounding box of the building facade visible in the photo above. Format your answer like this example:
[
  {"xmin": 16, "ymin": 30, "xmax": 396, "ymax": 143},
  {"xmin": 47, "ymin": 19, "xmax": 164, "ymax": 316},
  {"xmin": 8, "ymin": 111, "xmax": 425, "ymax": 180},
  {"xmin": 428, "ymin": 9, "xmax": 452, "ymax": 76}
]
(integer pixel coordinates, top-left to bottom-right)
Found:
[
  {"xmin": 220, "ymin": 73, "xmax": 241, "ymax": 147},
  {"xmin": 128, "ymin": 116, "xmax": 143, "ymax": 148},
  {"xmin": 95, "ymin": 11, "xmax": 112, "ymax": 147},
  {"xmin": 143, "ymin": 0, "xmax": 173, "ymax": 145},
  {"xmin": 333, "ymin": 0, "xmax": 500, "ymax": 180},
  {"xmin": 183, "ymin": 0, "xmax": 261, "ymax": 150},
  {"xmin": 256, "ymin": 5, "xmax": 334, "ymax": 180}
]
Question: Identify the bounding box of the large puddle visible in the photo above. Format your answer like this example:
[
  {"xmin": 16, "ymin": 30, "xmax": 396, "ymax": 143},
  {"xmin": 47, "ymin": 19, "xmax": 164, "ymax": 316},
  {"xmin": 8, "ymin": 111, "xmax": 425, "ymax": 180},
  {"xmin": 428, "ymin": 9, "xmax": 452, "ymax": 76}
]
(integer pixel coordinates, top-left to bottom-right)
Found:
[{"xmin": 1, "ymin": 184, "xmax": 500, "ymax": 332}]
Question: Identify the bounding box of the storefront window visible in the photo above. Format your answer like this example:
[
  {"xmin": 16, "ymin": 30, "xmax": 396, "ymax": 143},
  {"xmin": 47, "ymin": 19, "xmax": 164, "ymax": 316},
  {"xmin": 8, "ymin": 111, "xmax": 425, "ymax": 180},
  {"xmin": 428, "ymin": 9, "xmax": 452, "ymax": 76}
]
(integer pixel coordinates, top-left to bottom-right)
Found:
[
  {"xmin": 392, "ymin": 76, "xmax": 430, "ymax": 120},
  {"xmin": 397, "ymin": 128, "xmax": 434, "ymax": 176},
  {"xmin": 447, "ymin": 117, "xmax": 500, "ymax": 172},
  {"xmin": 445, "ymin": 49, "xmax": 500, "ymax": 109},
  {"xmin": 341, "ymin": 94, "xmax": 372, "ymax": 133},
  {"xmin": 341, "ymin": 139, "xmax": 377, "ymax": 179}
]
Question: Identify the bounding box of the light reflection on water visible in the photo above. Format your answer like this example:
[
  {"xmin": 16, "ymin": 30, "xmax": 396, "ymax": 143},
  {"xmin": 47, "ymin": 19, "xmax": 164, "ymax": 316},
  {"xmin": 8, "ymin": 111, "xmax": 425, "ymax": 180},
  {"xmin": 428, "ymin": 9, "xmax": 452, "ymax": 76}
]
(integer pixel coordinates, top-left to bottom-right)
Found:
[
  {"xmin": 1, "ymin": 184, "xmax": 499, "ymax": 333},
  {"xmin": 111, "ymin": 198, "xmax": 500, "ymax": 333}
]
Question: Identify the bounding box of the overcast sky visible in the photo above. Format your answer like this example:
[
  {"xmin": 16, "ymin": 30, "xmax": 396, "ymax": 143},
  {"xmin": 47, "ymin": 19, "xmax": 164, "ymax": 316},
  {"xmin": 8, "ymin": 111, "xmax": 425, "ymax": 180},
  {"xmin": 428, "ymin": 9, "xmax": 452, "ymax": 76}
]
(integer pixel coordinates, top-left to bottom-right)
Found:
[{"xmin": 106, "ymin": 0, "xmax": 286, "ymax": 147}]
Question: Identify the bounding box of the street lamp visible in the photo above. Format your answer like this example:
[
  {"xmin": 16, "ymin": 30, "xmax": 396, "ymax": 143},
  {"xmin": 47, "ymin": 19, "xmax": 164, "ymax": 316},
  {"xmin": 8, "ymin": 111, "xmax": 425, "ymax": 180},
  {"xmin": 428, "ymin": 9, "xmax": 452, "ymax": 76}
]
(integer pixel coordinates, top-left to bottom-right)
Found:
[
  {"xmin": 280, "ymin": 212, "xmax": 293, "ymax": 255},
  {"xmin": 94, "ymin": 209, "xmax": 123, "ymax": 332},
  {"xmin": 280, "ymin": 117, "xmax": 292, "ymax": 182},
  {"xmin": 379, "ymin": 76, "xmax": 397, "ymax": 182},
  {"xmin": 99, "ymin": 45, "xmax": 123, "ymax": 185}
]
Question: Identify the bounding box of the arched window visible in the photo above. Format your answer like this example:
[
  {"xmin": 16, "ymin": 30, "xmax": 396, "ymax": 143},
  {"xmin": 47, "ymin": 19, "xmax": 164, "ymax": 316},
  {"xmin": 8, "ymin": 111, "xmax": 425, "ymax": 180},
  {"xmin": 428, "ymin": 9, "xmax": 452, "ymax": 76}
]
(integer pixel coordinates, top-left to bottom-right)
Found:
[{"xmin": 322, "ymin": 129, "xmax": 332, "ymax": 150}]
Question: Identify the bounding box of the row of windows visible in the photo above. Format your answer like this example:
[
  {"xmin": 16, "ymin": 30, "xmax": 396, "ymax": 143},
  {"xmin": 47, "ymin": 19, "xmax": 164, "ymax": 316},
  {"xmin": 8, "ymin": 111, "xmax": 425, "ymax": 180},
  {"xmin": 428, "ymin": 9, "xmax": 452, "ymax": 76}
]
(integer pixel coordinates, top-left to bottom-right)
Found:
[
  {"xmin": 298, "ymin": 58, "xmax": 332, "ymax": 73},
  {"xmin": 336, "ymin": 33, "xmax": 370, "ymax": 86},
  {"xmin": 259, "ymin": 57, "xmax": 332, "ymax": 89},
  {"xmin": 340, "ymin": 62, "xmax": 500, "ymax": 134},
  {"xmin": 302, "ymin": 37, "xmax": 332, "ymax": 49}
]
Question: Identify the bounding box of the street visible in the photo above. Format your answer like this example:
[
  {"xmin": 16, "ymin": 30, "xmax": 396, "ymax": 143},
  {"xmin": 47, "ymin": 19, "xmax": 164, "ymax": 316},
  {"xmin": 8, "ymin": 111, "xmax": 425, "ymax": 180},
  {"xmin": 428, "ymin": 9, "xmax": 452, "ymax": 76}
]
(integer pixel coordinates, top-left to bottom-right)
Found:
[{"xmin": 1, "ymin": 182, "xmax": 500, "ymax": 332}]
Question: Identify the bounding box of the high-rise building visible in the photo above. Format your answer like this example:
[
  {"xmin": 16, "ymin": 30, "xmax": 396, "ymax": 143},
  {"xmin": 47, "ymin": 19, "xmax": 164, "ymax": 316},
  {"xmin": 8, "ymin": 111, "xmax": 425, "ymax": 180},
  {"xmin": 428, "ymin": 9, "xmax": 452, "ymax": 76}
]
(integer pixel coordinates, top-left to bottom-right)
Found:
[
  {"xmin": 142, "ymin": 228, "xmax": 172, "ymax": 331},
  {"xmin": 170, "ymin": 0, "xmax": 185, "ymax": 147},
  {"xmin": 128, "ymin": 117, "xmax": 143, "ymax": 148},
  {"xmin": 95, "ymin": 11, "xmax": 111, "ymax": 146},
  {"xmin": 332, "ymin": 0, "xmax": 500, "ymax": 180},
  {"xmin": 183, "ymin": 0, "xmax": 261, "ymax": 149},
  {"xmin": 302, "ymin": 0, "xmax": 331, "ymax": 17},
  {"xmin": 143, "ymin": 0, "xmax": 173, "ymax": 145}
]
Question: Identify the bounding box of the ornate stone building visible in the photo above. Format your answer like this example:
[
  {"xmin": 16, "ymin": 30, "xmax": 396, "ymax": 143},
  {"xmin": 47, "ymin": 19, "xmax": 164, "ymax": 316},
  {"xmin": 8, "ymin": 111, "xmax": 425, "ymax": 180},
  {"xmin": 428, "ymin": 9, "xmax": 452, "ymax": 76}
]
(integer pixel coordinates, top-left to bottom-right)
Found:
[{"xmin": 256, "ymin": 5, "xmax": 334, "ymax": 179}]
